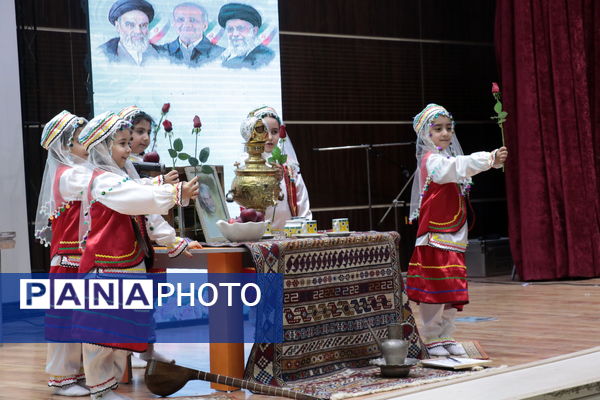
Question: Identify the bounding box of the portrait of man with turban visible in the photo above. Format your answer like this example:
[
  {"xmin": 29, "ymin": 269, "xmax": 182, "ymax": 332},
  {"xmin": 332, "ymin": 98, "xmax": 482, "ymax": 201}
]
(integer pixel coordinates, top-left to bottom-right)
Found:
[
  {"xmin": 99, "ymin": 0, "xmax": 161, "ymax": 65},
  {"xmin": 217, "ymin": 2, "xmax": 275, "ymax": 69},
  {"xmin": 159, "ymin": 2, "xmax": 225, "ymax": 66}
]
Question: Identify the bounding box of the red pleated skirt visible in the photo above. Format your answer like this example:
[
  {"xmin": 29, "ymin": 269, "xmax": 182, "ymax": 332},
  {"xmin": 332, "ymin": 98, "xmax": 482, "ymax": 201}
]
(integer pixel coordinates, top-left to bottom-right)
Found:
[{"xmin": 406, "ymin": 245, "xmax": 468, "ymax": 310}]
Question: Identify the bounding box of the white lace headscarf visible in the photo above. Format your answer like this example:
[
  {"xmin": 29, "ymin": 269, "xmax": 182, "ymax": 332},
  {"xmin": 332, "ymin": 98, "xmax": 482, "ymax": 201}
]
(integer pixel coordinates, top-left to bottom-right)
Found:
[
  {"xmin": 34, "ymin": 111, "xmax": 88, "ymax": 246},
  {"xmin": 241, "ymin": 106, "xmax": 299, "ymax": 171},
  {"xmin": 409, "ymin": 103, "xmax": 470, "ymax": 221},
  {"xmin": 77, "ymin": 112, "xmax": 140, "ymax": 246}
]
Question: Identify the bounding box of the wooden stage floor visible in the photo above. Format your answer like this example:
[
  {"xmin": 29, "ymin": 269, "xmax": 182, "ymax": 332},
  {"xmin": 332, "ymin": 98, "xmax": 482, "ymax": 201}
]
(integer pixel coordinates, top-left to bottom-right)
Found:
[{"xmin": 2, "ymin": 275, "xmax": 600, "ymax": 399}]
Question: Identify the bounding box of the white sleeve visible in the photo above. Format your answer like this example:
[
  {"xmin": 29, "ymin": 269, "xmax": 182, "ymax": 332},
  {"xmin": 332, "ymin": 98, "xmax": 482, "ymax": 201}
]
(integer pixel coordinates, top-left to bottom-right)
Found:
[
  {"xmin": 92, "ymin": 172, "xmax": 185, "ymax": 215},
  {"xmin": 426, "ymin": 152, "xmax": 494, "ymax": 184},
  {"xmin": 135, "ymin": 176, "xmax": 164, "ymax": 186},
  {"xmin": 295, "ymin": 173, "xmax": 312, "ymax": 219},
  {"xmin": 146, "ymin": 214, "xmax": 188, "ymax": 257},
  {"xmin": 59, "ymin": 167, "xmax": 92, "ymax": 201}
]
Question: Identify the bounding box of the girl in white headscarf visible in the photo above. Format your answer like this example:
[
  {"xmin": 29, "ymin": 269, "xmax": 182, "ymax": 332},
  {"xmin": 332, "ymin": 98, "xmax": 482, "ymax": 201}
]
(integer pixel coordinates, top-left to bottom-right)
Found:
[
  {"xmin": 35, "ymin": 111, "xmax": 91, "ymax": 397},
  {"xmin": 76, "ymin": 112, "xmax": 199, "ymax": 400},
  {"xmin": 406, "ymin": 104, "xmax": 507, "ymax": 357},
  {"xmin": 117, "ymin": 105, "xmax": 200, "ymax": 368},
  {"xmin": 243, "ymin": 106, "xmax": 312, "ymax": 229}
]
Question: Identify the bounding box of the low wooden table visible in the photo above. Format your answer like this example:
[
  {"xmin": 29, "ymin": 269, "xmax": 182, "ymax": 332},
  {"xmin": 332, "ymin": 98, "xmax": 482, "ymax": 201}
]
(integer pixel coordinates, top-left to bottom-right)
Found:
[{"xmin": 154, "ymin": 247, "xmax": 248, "ymax": 391}]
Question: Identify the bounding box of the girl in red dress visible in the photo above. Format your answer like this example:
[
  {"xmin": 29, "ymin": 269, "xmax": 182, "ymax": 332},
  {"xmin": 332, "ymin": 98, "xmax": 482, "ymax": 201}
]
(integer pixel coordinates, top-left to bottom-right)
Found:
[
  {"xmin": 75, "ymin": 112, "xmax": 199, "ymax": 400},
  {"xmin": 36, "ymin": 111, "xmax": 91, "ymax": 396},
  {"xmin": 406, "ymin": 104, "xmax": 507, "ymax": 356}
]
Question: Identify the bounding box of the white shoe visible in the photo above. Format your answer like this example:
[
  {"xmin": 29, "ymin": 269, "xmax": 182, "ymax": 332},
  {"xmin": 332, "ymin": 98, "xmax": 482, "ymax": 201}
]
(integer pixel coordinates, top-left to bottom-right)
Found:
[
  {"xmin": 91, "ymin": 389, "xmax": 131, "ymax": 400},
  {"xmin": 130, "ymin": 355, "xmax": 147, "ymax": 368},
  {"xmin": 444, "ymin": 343, "xmax": 467, "ymax": 355},
  {"xmin": 53, "ymin": 384, "xmax": 90, "ymax": 396},
  {"xmin": 427, "ymin": 345, "xmax": 450, "ymax": 357}
]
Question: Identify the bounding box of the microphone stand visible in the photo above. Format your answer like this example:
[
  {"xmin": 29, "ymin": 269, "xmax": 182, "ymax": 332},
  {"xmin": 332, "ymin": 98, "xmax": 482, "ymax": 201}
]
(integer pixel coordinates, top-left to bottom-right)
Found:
[
  {"xmin": 378, "ymin": 170, "xmax": 415, "ymax": 232},
  {"xmin": 313, "ymin": 142, "xmax": 413, "ymax": 230}
]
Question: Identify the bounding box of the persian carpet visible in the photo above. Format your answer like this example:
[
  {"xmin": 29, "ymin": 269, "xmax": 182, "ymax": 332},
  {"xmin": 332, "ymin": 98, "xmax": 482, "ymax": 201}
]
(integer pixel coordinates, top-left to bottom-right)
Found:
[
  {"xmin": 286, "ymin": 365, "xmax": 472, "ymax": 400},
  {"xmin": 244, "ymin": 232, "xmax": 425, "ymax": 386}
]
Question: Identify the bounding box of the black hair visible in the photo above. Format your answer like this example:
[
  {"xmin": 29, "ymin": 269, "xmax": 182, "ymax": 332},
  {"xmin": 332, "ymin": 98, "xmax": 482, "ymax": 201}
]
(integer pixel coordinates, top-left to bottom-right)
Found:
[{"xmin": 131, "ymin": 111, "xmax": 154, "ymax": 127}]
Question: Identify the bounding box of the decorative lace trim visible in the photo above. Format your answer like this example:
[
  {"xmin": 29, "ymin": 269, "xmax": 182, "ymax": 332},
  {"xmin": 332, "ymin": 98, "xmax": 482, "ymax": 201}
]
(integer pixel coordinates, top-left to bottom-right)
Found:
[
  {"xmin": 35, "ymin": 201, "xmax": 75, "ymax": 247},
  {"xmin": 168, "ymin": 237, "xmax": 188, "ymax": 258},
  {"xmin": 174, "ymin": 182, "xmax": 184, "ymax": 206},
  {"xmin": 88, "ymin": 376, "xmax": 118, "ymax": 396},
  {"xmin": 425, "ymin": 337, "xmax": 456, "ymax": 348},
  {"xmin": 48, "ymin": 373, "xmax": 85, "ymax": 388},
  {"xmin": 151, "ymin": 175, "xmax": 164, "ymax": 185}
]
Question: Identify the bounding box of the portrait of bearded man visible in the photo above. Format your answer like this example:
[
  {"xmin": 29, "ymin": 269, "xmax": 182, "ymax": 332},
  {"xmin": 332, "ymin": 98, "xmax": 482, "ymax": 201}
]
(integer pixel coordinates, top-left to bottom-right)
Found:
[
  {"xmin": 218, "ymin": 3, "xmax": 275, "ymax": 69},
  {"xmin": 99, "ymin": 0, "xmax": 161, "ymax": 65}
]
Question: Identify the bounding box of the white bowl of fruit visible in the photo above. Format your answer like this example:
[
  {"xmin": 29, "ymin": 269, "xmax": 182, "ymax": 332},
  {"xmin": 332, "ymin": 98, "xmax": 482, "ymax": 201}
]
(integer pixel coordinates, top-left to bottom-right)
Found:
[{"xmin": 216, "ymin": 208, "xmax": 268, "ymax": 242}]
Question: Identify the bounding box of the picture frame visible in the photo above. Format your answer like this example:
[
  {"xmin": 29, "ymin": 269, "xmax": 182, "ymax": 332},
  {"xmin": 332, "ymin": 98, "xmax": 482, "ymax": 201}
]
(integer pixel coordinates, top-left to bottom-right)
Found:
[{"xmin": 184, "ymin": 166, "xmax": 230, "ymax": 242}]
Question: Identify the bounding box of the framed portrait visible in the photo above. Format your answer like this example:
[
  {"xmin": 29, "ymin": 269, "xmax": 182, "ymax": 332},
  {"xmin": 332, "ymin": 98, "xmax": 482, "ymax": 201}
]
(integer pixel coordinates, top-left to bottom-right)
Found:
[{"xmin": 184, "ymin": 166, "xmax": 230, "ymax": 242}]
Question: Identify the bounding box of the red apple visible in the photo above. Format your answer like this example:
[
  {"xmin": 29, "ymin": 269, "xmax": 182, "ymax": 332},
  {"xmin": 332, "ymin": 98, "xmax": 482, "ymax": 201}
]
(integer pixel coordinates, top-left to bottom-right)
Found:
[
  {"xmin": 235, "ymin": 216, "xmax": 243, "ymax": 223},
  {"xmin": 228, "ymin": 218, "xmax": 235, "ymax": 224},
  {"xmin": 255, "ymin": 211, "xmax": 265, "ymax": 222},
  {"xmin": 240, "ymin": 208, "xmax": 258, "ymax": 222},
  {"xmin": 143, "ymin": 151, "xmax": 160, "ymax": 162}
]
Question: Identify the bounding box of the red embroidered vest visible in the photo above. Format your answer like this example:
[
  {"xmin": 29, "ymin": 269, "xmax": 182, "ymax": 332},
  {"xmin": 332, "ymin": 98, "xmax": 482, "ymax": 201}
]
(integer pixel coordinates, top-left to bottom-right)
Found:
[
  {"xmin": 416, "ymin": 182, "xmax": 467, "ymax": 237},
  {"xmin": 50, "ymin": 166, "xmax": 82, "ymax": 258},
  {"xmin": 416, "ymin": 152, "xmax": 467, "ymax": 237},
  {"xmin": 78, "ymin": 171, "xmax": 144, "ymax": 274}
]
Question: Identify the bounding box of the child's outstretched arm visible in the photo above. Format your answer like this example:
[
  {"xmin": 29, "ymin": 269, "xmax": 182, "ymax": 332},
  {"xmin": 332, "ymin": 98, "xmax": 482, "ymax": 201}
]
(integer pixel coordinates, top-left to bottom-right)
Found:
[
  {"xmin": 91, "ymin": 171, "xmax": 192, "ymax": 216},
  {"xmin": 135, "ymin": 169, "xmax": 181, "ymax": 186},
  {"xmin": 427, "ymin": 147, "xmax": 507, "ymax": 184}
]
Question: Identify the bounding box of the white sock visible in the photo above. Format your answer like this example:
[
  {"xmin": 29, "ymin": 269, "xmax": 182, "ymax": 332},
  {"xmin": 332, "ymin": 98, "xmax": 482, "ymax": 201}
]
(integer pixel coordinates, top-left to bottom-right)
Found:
[
  {"xmin": 444, "ymin": 343, "xmax": 467, "ymax": 355},
  {"xmin": 53, "ymin": 384, "xmax": 90, "ymax": 396},
  {"xmin": 427, "ymin": 345, "xmax": 450, "ymax": 357}
]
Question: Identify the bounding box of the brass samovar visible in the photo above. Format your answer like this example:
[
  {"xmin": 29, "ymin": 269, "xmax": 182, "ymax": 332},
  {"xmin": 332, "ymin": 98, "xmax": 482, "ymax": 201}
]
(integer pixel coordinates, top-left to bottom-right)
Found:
[{"xmin": 226, "ymin": 118, "xmax": 282, "ymax": 213}]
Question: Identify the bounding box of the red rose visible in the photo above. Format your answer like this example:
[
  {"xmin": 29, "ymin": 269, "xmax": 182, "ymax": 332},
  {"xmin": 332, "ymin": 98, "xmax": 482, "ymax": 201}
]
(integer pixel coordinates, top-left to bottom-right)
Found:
[
  {"xmin": 193, "ymin": 115, "xmax": 202, "ymax": 128},
  {"xmin": 279, "ymin": 124, "xmax": 287, "ymax": 139},
  {"xmin": 162, "ymin": 119, "xmax": 173, "ymax": 132},
  {"xmin": 491, "ymin": 82, "xmax": 500, "ymax": 93},
  {"xmin": 162, "ymin": 103, "xmax": 170, "ymax": 113}
]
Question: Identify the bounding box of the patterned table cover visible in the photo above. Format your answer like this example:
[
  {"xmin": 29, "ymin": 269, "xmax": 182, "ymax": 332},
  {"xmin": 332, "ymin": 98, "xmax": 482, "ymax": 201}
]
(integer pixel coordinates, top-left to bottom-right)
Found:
[{"xmin": 243, "ymin": 231, "xmax": 425, "ymax": 385}]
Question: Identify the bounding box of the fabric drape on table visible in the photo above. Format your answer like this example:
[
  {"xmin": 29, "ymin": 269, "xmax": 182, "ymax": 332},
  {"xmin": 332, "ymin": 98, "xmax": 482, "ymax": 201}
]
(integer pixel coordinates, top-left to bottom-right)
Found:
[{"xmin": 243, "ymin": 232, "xmax": 425, "ymax": 385}]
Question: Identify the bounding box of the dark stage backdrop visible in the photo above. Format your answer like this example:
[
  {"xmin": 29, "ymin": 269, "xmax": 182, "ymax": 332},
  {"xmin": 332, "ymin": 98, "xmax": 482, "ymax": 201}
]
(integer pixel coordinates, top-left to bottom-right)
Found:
[{"xmin": 15, "ymin": 0, "xmax": 505, "ymax": 273}]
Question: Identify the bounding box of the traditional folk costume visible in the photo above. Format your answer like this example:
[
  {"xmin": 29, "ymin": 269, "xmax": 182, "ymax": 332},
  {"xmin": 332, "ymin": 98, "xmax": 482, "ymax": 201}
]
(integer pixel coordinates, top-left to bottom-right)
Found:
[
  {"xmin": 35, "ymin": 111, "xmax": 91, "ymax": 397},
  {"xmin": 76, "ymin": 112, "xmax": 188, "ymax": 399},
  {"xmin": 117, "ymin": 105, "xmax": 189, "ymax": 258},
  {"xmin": 406, "ymin": 104, "xmax": 502, "ymax": 356},
  {"xmin": 119, "ymin": 106, "xmax": 188, "ymax": 367},
  {"xmin": 243, "ymin": 107, "xmax": 312, "ymax": 229}
]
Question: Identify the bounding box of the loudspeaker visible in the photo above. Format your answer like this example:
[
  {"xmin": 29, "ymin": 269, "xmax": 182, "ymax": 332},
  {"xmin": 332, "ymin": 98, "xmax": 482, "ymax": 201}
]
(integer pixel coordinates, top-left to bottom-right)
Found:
[{"xmin": 465, "ymin": 237, "xmax": 513, "ymax": 277}]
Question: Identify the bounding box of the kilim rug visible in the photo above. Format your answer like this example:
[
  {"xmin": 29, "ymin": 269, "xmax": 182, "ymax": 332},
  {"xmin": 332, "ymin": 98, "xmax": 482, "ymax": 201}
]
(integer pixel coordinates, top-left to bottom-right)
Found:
[
  {"xmin": 244, "ymin": 232, "xmax": 426, "ymax": 386},
  {"xmin": 285, "ymin": 365, "xmax": 475, "ymax": 400}
]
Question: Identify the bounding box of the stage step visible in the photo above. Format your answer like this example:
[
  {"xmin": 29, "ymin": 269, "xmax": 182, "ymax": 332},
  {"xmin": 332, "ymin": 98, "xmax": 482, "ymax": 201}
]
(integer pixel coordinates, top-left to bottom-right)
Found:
[{"xmin": 385, "ymin": 346, "xmax": 600, "ymax": 400}]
